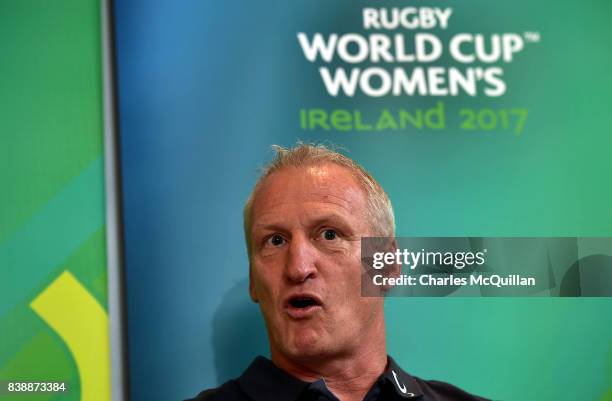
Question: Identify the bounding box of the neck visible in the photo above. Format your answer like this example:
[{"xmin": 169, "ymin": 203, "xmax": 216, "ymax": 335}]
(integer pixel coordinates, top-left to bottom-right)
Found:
[{"xmin": 271, "ymin": 316, "xmax": 388, "ymax": 401}]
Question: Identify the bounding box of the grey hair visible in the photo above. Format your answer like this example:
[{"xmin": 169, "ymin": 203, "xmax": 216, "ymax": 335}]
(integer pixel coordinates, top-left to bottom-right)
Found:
[{"xmin": 243, "ymin": 143, "xmax": 395, "ymax": 257}]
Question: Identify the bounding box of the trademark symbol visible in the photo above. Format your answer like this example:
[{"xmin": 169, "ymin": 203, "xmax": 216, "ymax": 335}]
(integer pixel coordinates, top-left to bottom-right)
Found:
[{"xmin": 523, "ymin": 32, "xmax": 541, "ymax": 43}]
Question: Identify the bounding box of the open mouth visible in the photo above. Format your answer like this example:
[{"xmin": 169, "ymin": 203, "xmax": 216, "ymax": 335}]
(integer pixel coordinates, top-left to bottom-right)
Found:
[
  {"xmin": 285, "ymin": 294, "xmax": 322, "ymax": 318},
  {"xmin": 289, "ymin": 296, "xmax": 319, "ymax": 309}
]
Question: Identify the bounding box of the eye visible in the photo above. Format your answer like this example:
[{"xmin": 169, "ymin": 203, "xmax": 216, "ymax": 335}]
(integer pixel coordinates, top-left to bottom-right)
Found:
[
  {"xmin": 321, "ymin": 229, "xmax": 338, "ymax": 241},
  {"xmin": 266, "ymin": 234, "xmax": 285, "ymax": 247}
]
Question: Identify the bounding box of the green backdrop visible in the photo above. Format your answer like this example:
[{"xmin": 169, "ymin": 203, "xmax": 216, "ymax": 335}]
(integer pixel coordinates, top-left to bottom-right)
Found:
[{"xmin": 0, "ymin": 1, "xmax": 109, "ymax": 400}]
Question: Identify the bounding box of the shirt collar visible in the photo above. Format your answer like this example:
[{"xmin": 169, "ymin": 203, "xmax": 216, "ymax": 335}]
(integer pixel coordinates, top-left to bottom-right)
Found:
[
  {"xmin": 237, "ymin": 356, "xmax": 310, "ymax": 400},
  {"xmin": 382, "ymin": 356, "xmax": 423, "ymax": 399},
  {"xmin": 236, "ymin": 356, "xmax": 423, "ymax": 401}
]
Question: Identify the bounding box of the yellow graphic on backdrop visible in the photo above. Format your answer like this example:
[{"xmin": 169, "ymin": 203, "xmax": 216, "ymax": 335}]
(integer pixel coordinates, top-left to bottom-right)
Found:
[{"xmin": 30, "ymin": 271, "xmax": 110, "ymax": 401}]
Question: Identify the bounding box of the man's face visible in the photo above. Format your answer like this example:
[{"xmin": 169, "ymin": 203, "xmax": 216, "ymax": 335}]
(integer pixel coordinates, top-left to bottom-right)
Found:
[{"xmin": 248, "ymin": 163, "xmax": 384, "ymax": 361}]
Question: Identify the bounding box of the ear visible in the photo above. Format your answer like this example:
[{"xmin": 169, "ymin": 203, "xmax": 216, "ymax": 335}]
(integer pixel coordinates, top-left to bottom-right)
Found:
[
  {"xmin": 389, "ymin": 238, "xmax": 401, "ymax": 279},
  {"xmin": 248, "ymin": 265, "xmax": 259, "ymax": 303},
  {"xmin": 381, "ymin": 238, "xmax": 402, "ymax": 294}
]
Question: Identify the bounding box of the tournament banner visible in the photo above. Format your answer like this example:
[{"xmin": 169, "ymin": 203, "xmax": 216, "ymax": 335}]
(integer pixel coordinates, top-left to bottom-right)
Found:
[
  {"xmin": 0, "ymin": 1, "xmax": 112, "ymax": 400},
  {"xmin": 113, "ymin": 1, "xmax": 612, "ymax": 401}
]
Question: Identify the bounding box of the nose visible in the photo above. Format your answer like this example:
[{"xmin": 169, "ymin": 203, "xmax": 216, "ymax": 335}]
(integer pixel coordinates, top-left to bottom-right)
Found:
[{"xmin": 284, "ymin": 233, "xmax": 317, "ymax": 283}]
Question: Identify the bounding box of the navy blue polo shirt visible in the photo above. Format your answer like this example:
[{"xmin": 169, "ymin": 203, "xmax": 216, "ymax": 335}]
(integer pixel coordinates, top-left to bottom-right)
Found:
[{"xmin": 186, "ymin": 356, "xmax": 492, "ymax": 401}]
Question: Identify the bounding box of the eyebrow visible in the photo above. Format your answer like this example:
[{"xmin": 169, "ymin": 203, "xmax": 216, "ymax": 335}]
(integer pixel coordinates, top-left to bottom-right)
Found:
[
  {"xmin": 308, "ymin": 213, "xmax": 353, "ymax": 230},
  {"xmin": 252, "ymin": 212, "xmax": 356, "ymax": 234}
]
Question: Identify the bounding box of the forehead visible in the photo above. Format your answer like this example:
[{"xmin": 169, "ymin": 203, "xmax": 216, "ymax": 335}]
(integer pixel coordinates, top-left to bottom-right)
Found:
[{"xmin": 251, "ymin": 164, "xmax": 369, "ymax": 223}]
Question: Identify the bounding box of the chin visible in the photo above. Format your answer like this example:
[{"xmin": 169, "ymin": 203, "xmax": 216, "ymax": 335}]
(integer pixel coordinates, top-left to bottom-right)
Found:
[{"xmin": 286, "ymin": 331, "xmax": 328, "ymax": 358}]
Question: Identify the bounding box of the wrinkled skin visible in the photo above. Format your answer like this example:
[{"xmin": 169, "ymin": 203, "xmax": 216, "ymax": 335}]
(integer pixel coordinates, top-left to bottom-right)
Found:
[{"xmin": 248, "ymin": 164, "xmax": 386, "ymax": 365}]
